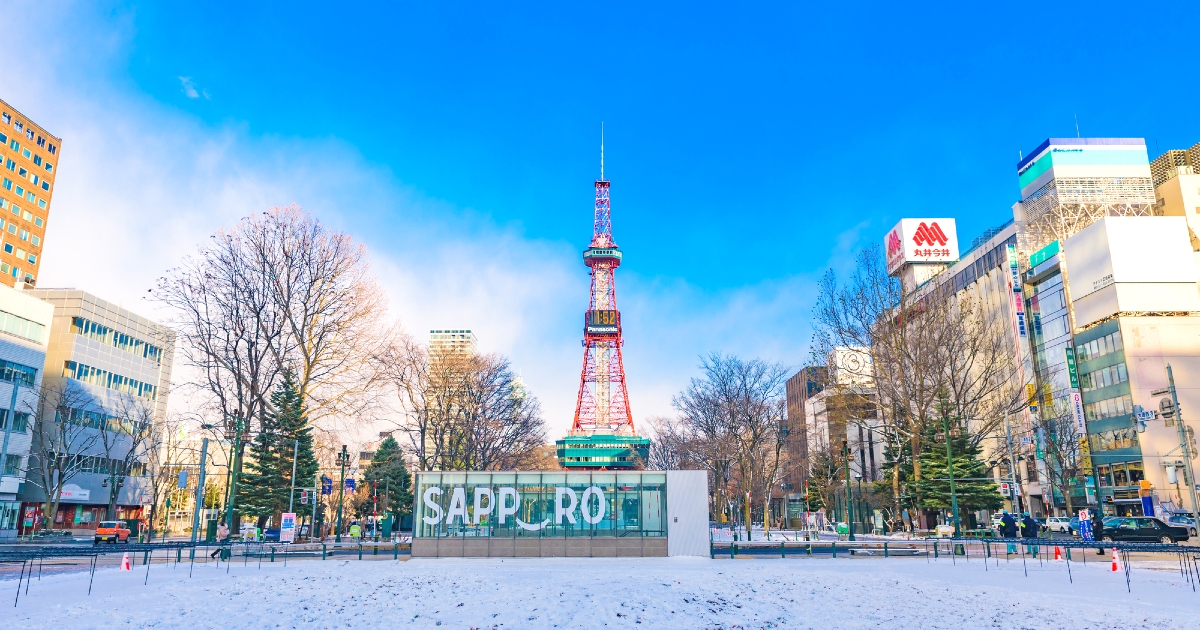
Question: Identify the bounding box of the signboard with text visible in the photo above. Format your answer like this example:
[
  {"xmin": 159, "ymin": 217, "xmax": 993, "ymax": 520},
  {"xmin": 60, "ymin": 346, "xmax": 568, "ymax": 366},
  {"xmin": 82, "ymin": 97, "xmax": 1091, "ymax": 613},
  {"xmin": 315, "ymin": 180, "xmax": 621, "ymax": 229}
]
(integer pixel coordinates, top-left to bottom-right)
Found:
[
  {"xmin": 280, "ymin": 513, "xmax": 296, "ymax": 543},
  {"xmin": 884, "ymin": 218, "xmax": 959, "ymax": 273}
]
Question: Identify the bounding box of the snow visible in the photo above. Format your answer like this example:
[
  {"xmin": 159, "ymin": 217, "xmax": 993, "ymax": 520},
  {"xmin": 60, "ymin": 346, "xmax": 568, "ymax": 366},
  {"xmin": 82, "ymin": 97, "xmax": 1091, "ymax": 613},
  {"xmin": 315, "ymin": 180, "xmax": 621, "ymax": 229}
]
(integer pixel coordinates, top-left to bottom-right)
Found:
[{"xmin": 7, "ymin": 552, "xmax": 1199, "ymax": 628}]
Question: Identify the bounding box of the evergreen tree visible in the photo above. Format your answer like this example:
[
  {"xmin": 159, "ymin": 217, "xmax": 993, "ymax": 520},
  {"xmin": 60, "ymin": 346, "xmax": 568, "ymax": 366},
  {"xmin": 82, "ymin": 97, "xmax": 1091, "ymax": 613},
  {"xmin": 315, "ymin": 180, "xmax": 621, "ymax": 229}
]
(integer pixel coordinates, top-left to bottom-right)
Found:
[
  {"xmin": 914, "ymin": 419, "xmax": 1003, "ymax": 514},
  {"xmin": 237, "ymin": 370, "xmax": 319, "ymax": 526},
  {"xmin": 361, "ymin": 436, "xmax": 413, "ymax": 524}
]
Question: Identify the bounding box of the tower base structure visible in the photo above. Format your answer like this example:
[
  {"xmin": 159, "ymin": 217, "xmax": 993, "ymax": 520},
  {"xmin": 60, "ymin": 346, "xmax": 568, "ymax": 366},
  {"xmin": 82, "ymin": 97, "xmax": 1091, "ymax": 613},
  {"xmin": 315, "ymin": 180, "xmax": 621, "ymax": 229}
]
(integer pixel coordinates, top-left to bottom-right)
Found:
[{"xmin": 556, "ymin": 432, "xmax": 650, "ymax": 471}]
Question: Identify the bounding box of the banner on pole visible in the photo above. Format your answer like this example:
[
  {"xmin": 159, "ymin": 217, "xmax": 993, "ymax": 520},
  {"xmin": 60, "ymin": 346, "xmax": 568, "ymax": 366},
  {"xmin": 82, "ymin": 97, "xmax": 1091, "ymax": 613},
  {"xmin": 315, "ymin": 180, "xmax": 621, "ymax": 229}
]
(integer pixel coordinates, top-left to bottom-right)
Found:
[{"xmin": 280, "ymin": 512, "xmax": 296, "ymax": 543}]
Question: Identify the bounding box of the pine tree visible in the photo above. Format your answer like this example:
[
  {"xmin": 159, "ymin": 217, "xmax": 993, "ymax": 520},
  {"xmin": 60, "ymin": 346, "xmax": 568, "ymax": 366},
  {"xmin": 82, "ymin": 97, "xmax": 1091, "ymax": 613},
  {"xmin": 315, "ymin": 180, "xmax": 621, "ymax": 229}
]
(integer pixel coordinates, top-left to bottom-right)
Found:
[
  {"xmin": 361, "ymin": 436, "xmax": 413, "ymax": 524},
  {"xmin": 915, "ymin": 419, "xmax": 1003, "ymax": 515},
  {"xmin": 237, "ymin": 370, "xmax": 319, "ymax": 527}
]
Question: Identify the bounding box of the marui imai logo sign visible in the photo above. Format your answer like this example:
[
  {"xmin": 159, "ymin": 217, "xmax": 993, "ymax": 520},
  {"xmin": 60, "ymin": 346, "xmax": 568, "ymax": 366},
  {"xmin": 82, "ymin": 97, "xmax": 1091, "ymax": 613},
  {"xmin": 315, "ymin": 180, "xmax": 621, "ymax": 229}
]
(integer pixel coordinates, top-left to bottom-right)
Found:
[{"xmin": 884, "ymin": 218, "xmax": 959, "ymax": 273}]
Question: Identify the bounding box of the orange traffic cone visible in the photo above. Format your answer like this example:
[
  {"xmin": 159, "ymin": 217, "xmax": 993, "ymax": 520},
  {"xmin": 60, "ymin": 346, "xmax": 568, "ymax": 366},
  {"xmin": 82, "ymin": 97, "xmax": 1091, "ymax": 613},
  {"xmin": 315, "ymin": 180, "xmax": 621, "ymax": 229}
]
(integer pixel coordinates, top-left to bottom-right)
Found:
[
  {"xmin": 120, "ymin": 552, "xmax": 131, "ymax": 571},
  {"xmin": 1110, "ymin": 547, "xmax": 1119, "ymax": 572},
  {"xmin": 1054, "ymin": 546, "xmax": 1062, "ymax": 561}
]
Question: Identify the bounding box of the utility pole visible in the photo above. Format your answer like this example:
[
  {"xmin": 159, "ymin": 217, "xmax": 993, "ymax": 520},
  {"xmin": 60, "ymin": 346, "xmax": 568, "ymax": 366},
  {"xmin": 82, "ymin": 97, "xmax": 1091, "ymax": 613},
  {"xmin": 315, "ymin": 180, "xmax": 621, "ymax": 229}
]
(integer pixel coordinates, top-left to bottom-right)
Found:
[
  {"xmin": 372, "ymin": 480, "xmax": 379, "ymax": 542},
  {"xmin": 843, "ymin": 440, "xmax": 855, "ymax": 541},
  {"xmin": 224, "ymin": 412, "xmax": 245, "ymax": 530},
  {"xmin": 942, "ymin": 414, "xmax": 961, "ymax": 537},
  {"xmin": 288, "ymin": 439, "xmax": 299, "ymax": 513},
  {"xmin": 1003, "ymin": 413, "xmax": 1024, "ymax": 514},
  {"xmin": 335, "ymin": 445, "xmax": 348, "ymax": 543},
  {"xmin": 190, "ymin": 438, "xmax": 209, "ymax": 544},
  {"xmin": 1166, "ymin": 365, "xmax": 1200, "ymax": 537}
]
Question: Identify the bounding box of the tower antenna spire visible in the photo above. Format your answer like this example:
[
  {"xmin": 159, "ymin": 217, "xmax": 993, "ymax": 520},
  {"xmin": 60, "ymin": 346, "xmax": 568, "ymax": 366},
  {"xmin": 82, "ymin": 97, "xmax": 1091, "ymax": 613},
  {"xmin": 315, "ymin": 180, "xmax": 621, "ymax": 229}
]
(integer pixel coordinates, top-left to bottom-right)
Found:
[{"xmin": 600, "ymin": 122, "xmax": 605, "ymax": 181}]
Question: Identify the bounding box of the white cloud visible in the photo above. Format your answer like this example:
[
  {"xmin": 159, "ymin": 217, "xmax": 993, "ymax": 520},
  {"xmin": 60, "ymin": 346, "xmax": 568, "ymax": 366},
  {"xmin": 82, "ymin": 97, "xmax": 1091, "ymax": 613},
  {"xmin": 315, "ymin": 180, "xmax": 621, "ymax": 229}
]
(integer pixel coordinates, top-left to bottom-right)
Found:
[
  {"xmin": 1, "ymin": 4, "xmax": 819, "ymax": 443},
  {"xmin": 178, "ymin": 76, "xmax": 200, "ymax": 99}
]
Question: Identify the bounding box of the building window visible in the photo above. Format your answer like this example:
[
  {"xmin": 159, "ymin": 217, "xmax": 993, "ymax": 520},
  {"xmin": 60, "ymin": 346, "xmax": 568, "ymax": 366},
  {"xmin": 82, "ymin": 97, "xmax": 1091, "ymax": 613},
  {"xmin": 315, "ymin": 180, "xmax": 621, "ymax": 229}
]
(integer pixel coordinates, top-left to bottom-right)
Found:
[
  {"xmin": 1, "ymin": 410, "xmax": 31, "ymax": 432},
  {"xmin": 37, "ymin": 199, "xmax": 45, "ymax": 209},
  {"xmin": 1, "ymin": 178, "xmax": 10, "ymax": 190},
  {"xmin": 23, "ymin": 129, "xmax": 32, "ymax": 140},
  {"xmin": 1080, "ymin": 363, "xmax": 1128, "ymax": 392},
  {"xmin": 14, "ymin": 185, "xmax": 23, "ymax": 197},
  {"xmin": 0, "ymin": 309, "xmax": 45, "ymax": 343},
  {"xmin": 12, "ymin": 121, "xmax": 22, "ymax": 132},
  {"xmin": 1096, "ymin": 464, "xmax": 1112, "ymax": 486},
  {"xmin": 0, "ymin": 358, "xmax": 37, "ymax": 387},
  {"xmin": 32, "ymin": 155, "xmax": 41, "ymax": 166},
  {"xmin": 40, "ymin": 181, "xmax": 48, "ymax": 191},
  {"xmin": 19, "ymin": 229, "xmax": 28, "ymax": 241},
  {"xmin": 21, "ymin": 148, "xmax": 30, "ymax": 159},
  {"xmin": 62, "ymin": 360, "xmax": 158, "ymax": 400},
  {"xmin": 2, "ymin": 454, "xmax": 19, "ymax": 475},
  {"xmin": 30, "ymin": 235, "xmax": 39, "ymax": 246},
  {"xmin": 17, "ymin": 167, "xmax": 26, "ymax": 177},
  {"xmin": 44, "ymin": 163, "xmax": 52, "ymax": 172},
  {"xmin": 7, "ymin": 224, "xmax": 15, "ymax": 235},
  {"xmin": 1084, "ymin": 394, "xmax": 1133, "ymax": 421},
  {"xmin": 35, "ymin": 136, "xmax": 44, "ymax": 148},
  {"xmin": 8, "ymin": 140, "xmax": 16, "ymax": 150},
  {"xmin": 33, "ymin": 217, "xmax": 42, "ymax": 227},
  {"xmin": 3, "ymin": 160, "xmax": 11, "ymax": 171},
  {"xmin": 0, "ymin": 114, "xmax": 7, "ymax": 124},
  {"xmin": 15, "ymin": 249, "xmax": 26, "ymax": 260},
  {"xmin": 27, "ymin": 254, "xmax": 35, "ymax": 264},
  {"xmin": 48, "ymin": 144, "xmax": 56, "ymax": 155},
  {"xmin": 21, "ymin": 210, "xmax": 31, "ymax": 221},
  {"xmin": 70, "ymin": 316, "xmax": 165, "ymax": 363},
  {"xmin": 1076, "ymin": 331, "xmax": 1123, "ymax": 361},
  {"xmin": 4, "ymin": 243, "xmax": 13, "ymax": 254},
  {"xmin": 24, "ymin": 191, "xmax": 33, "ymax": 202}
]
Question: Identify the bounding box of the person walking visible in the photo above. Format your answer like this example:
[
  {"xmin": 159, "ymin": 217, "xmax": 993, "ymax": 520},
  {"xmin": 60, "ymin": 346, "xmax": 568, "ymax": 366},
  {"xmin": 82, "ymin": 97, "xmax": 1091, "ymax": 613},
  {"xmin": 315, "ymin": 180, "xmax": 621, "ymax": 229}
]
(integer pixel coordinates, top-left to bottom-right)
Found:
[
  {"xmin": 1092, "ymin": 510, "xmax": 1106, "ymax": 555},
  {"xmin": 1020, "ymin": 513, "xmax": 1039, "ymax": 556},
  {"xmin": 1000, "ymin": 511, "xmax": 1018, "ymax": 539},
  {"xmin": 210, "ymin": 522, "xmax": 230, "ymax": 560}
]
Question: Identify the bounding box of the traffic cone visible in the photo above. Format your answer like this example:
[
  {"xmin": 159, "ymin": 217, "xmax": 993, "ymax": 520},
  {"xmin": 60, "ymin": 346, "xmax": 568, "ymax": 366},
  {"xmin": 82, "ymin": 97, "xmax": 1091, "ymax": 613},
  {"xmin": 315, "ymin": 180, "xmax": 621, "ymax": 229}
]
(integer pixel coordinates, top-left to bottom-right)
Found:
[
  {"xmin": 1054, "ymin": 546, "xmax": 1062, "ymax": 561},
  {"xmin": 120, "ymin": 552, "xmax": 131, "ymax": 571},
  {"xmin": 1110, "ymin": 547, "xmax": 1119, "ymax": 572}
]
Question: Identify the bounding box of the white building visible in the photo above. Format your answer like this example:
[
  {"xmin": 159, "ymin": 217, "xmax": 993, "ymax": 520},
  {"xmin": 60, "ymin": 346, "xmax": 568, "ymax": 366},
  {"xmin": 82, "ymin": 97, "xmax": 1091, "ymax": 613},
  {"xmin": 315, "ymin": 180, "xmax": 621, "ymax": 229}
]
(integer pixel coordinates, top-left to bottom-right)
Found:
[
  {"xmin": 17, "ymin": 288, "xmax": 174, "ymax": 533},
  {"xmin": 0, "ymin": 283, "xmax": 52, "ymax": 540}
]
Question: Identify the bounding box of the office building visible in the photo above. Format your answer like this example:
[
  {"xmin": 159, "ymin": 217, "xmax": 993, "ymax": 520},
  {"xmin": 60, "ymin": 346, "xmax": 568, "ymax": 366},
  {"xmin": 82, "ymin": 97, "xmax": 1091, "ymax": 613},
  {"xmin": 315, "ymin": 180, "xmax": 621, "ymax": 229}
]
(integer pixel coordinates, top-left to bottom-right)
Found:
[
  {"xmin": 0, "ymin": 99, "xmax": 62, "ymax": 287},
  {"xmin": 0, "ymin": 284, "xmax": 53, "ymax": 540},
  {"xmin": 16, "ymin": 288, "xmax": 174, "ymax": 533},
  {"xmin": 883, "ymin": 137, "xmax": 1200, "ymax": 520},
  {"xmin": 429, "ymin": 329, "xmax": 477, "ymax": 359}
]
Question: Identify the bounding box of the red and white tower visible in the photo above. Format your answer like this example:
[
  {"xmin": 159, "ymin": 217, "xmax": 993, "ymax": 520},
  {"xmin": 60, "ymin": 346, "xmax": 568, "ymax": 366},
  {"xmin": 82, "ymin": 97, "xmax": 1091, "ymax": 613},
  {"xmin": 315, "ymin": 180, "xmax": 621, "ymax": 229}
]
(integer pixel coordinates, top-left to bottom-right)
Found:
[{"xmin": 570, "ymin": 137, "xmax": 636, "ymax": 436}]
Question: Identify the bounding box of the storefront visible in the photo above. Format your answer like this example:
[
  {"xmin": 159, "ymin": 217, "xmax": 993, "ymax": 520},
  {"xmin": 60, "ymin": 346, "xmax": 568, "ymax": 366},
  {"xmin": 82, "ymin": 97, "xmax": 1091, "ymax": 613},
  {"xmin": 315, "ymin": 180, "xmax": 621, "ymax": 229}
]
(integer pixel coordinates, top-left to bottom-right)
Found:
[{"xmin": 412, "ymin": 470, "xmax": 708, "ymax": 557}]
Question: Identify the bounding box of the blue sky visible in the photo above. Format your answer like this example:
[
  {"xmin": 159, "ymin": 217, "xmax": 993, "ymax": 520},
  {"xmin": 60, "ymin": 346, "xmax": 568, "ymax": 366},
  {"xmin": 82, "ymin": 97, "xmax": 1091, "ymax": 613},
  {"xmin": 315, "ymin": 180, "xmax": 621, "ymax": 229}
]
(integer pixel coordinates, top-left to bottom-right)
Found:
[{"xmin": 5, "ymin": 2, "xmax": 1199, "ymax": 438}]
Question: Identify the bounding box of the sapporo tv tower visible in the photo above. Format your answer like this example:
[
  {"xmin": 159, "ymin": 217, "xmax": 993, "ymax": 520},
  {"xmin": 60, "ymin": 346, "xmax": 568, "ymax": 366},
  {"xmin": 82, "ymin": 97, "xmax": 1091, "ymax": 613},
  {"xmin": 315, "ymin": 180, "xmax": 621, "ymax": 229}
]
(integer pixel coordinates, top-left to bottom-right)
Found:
[{"xmin": 555, "ymin": 130, "xmax": 651, "ymax": 470}]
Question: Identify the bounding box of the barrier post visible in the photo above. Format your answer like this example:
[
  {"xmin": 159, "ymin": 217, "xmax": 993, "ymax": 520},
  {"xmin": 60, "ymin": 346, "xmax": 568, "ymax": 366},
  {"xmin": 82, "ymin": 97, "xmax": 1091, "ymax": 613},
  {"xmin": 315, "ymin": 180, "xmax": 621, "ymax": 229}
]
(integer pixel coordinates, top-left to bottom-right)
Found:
[
  {"xmin": 832, "ymin": 541, "xmax": 837, "ymax": 558},
  {"xmin": 322, "ymin": 543, "xmax": 327, "ymax": 559},
  {"xmin": 884, "ymin": 542, "xmax": 888, "ymax": 558}
]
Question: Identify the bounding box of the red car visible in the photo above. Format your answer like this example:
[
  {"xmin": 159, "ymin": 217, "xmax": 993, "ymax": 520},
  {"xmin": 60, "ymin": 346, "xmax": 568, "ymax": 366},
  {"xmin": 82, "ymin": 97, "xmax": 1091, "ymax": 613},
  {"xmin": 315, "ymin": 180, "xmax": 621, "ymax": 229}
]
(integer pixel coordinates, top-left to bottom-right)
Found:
[{"xmin": 94, "ymin": 520, "xmax": 131, "ymax": 544}]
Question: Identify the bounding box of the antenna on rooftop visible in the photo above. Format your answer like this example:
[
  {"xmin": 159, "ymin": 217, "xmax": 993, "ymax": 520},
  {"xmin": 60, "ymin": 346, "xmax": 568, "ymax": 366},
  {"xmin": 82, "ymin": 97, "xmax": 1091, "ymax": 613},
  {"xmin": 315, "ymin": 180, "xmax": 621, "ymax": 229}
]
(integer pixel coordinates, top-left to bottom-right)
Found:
[
  {"xmin": 600, "ymin": 122, "xmax": 605, "ymax": 181},
  {"xmin": 1074, "ymin": 111, "xmax": 1080, "ymax": 138}
]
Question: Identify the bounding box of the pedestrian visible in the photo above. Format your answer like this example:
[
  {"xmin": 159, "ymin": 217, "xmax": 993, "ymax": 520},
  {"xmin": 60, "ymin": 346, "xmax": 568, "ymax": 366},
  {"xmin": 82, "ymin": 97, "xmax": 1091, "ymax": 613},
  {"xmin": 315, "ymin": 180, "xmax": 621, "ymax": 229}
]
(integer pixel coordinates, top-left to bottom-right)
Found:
[
  {"xmin": 210, "ymin": 522, "xmax": 230, "ymax": 559},
  {"xmin": 1000, "ymin": 510, "xmax": 1018, "ymax": 538},
  {"xmin": 1020, "ymin": 513, "xmax": 1038, "ymax": 538}
]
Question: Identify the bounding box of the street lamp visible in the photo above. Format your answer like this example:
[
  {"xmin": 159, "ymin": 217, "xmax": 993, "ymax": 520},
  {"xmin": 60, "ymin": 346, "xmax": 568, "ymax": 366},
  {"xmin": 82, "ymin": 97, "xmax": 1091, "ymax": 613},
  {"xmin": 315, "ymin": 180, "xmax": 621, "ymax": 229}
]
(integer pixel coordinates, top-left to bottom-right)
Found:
[
  {"xmin": 842, "ymin": 441, "xmax": 855, "ymax": 541},
  {"xmin": 335, "ymin": 445, "xmax": 348, "ymax": 542}
]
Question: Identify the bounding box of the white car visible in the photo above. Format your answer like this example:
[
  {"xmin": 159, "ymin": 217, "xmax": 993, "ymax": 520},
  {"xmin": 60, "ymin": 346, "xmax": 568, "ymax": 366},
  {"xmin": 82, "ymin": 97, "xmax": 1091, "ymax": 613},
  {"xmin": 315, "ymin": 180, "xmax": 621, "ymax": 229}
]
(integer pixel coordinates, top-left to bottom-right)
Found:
[{"xmin": 1045, "ymin": 516, "xmax": 1072, "ymax": 533}]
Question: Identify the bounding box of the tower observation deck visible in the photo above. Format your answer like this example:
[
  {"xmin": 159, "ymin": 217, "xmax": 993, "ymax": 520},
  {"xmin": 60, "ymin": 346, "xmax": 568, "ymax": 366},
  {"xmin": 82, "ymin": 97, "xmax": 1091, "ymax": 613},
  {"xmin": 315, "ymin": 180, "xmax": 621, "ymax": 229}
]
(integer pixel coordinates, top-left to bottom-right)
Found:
[{"xmin": 556, "ymin": 138, "xmax": 650, "ymax": 470}]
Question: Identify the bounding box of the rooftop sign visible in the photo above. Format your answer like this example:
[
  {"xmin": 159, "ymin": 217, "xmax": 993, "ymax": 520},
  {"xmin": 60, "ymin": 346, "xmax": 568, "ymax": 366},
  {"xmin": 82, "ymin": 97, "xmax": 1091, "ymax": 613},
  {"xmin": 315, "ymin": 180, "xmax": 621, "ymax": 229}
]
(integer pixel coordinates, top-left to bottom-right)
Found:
[{"xmin": 884, "ymin": 218, "xmax": 959, "ymax": 274}]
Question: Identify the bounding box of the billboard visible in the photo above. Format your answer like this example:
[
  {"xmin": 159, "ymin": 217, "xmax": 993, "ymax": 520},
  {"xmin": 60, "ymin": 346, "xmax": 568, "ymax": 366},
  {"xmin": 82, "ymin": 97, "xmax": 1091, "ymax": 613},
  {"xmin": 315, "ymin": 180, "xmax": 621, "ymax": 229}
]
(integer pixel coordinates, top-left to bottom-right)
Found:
[{"xmin": 884, "ymin": 219, "xmax": 959, "ymax": 274}]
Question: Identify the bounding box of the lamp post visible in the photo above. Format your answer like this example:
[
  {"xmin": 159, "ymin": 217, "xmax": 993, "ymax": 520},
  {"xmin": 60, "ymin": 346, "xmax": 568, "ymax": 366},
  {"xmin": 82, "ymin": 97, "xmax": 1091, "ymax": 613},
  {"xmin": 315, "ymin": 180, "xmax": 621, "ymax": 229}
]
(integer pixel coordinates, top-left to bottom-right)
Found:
[
  {"xmin": 1165, "ymin": 365, "xmax": 1200, "ymax": 538},
  {"xmin": 190, "ymin": 437, "xmax": 209, "ymax": 544},
  {"xmin": 942, "ymin": 414, "xmax": 961, "ymax": 537},
  {"xmin": 335, "ymin": 445, "xmax": 348, "ymax": 542},
  {"xmin": 223, "ymin": 411, "xmax": 245, "ymax": 529},
  {"xmin": 843, "ymin": 441, "xmax": 855, "ymax": 541}
]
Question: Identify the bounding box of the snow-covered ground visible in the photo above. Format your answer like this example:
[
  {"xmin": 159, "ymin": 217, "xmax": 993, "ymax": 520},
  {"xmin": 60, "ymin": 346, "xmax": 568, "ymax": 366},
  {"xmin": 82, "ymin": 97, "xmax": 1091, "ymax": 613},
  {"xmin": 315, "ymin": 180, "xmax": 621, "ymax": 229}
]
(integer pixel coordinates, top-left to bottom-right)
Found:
[{"xmin": 7, "ymin": 553, "xmax": 1198, "ymax": 628}]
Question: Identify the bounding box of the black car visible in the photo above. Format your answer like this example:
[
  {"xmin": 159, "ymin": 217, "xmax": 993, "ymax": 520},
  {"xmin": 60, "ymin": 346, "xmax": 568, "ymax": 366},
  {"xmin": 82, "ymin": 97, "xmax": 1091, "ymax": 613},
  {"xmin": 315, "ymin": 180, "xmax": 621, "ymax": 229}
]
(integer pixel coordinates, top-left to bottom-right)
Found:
[{"xmin": 1099, "ymin": 517, "xmax": 1189, "ymax": 543}]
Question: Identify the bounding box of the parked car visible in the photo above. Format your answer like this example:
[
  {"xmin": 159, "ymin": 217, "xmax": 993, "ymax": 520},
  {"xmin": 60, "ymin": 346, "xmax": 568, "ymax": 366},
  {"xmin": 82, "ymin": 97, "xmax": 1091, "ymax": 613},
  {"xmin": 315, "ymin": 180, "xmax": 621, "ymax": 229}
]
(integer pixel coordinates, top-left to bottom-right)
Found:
[
  {"xmin": 94, "ymin": 520, "xmax": 131, "ymax": 544},
  {"xmin": 1045, "ymin": 516, "xmax": 1072, "ymax": 533},
  {"xmin": 1098, "ymin": 517, "xmax": 1189, "ymax": 544},
  {"xmin": 1165, "ymin": 514, "xmax": 1198, "ymax": 537},
  {"xmin": 1068, "ymin": 517, "xmax": 1081, "ymax": 535}
]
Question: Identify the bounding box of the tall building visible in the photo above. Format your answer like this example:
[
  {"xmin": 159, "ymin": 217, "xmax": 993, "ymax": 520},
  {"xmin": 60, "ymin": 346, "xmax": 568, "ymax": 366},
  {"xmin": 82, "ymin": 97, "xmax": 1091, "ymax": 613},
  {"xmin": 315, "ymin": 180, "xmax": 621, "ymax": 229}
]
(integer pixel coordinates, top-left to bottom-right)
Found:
[
  {"xmin": 0, "ymin": 284, "xmax": 53, "ymax": 540},
  {"xmin": 0, "ymin": 99, "xmax": 61, "ymax": 286},
  {"xmin": 16, "ymin": 289, "xmax": 174, "ymax": 533},
  {"xmin": 429, "ymin": 329, "xmax": 477, "ymax": 358},
  {"xmin": 881, "ymin": 136, "xmax": 1200, "ymax": 521},
  {"xmin": 1015, "ymin": 138, "xmax": 1155, "ymax": 253},
  {"xmin": 1150, "ymin": 142, "xmax": 1200, "ymax": 245}
]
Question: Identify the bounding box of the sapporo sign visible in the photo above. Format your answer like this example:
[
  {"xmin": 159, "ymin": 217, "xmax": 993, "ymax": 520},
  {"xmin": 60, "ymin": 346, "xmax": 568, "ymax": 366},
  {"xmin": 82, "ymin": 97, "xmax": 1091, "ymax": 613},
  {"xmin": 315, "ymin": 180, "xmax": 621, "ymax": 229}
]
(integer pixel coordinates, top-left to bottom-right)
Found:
[{"xmin": 422, "ymin": 485, "xmax": 607, "ymax": 531}]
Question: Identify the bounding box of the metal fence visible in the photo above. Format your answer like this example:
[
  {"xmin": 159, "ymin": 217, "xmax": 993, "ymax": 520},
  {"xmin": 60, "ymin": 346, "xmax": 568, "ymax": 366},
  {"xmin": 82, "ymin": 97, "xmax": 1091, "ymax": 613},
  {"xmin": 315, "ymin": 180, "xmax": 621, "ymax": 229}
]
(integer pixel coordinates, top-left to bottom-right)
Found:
[{"xmin": 710, "ymin": 536, "xmax": 1200, "ymax": 593}]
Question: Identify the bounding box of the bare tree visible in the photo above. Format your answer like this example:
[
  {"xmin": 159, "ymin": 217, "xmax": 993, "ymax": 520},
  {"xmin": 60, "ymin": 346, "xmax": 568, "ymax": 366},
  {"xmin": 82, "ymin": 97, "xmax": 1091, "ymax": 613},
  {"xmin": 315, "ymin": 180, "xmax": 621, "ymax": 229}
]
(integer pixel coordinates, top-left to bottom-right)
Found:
[
  {"xmin": 98, "ymin": 394, "xmax": 158, "ymax": 520},
  {"xmin": 813, "ymin": 245, "xmax": 1026, "ymax": 530},
  {"xmin": 672, "ymin": 354, "xmax": 789, "ymax": 532},
  {"xmin": 143, "ymin": 413, "xmax": 193, "ymax": 540},
  {"xmin": 251, "ymin": 205, "xmax": 393, "ymax": 430},
  {"xmin": 382, "ymin": 336, "xmax": 545, "ymax": 471},
  {"xmin": 25, "ymin": 382, "xmax": 100, "ymax": 531}
]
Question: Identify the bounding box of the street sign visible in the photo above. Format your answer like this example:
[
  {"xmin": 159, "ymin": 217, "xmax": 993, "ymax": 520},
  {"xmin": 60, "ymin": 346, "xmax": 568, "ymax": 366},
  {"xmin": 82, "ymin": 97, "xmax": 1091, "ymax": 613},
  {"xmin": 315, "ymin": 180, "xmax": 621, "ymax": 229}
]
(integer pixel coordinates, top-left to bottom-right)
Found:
[
  {"xmin": 1000, "ymin": 482, "xmax": 1011, "ymax": 496},
  {"xmin": 346, "ymin": 478, "xmax": 357, "ymax": 491},
  {"xmin": 177, "ymin": 469, "xmax": 188, "ymax": 489},
  {"xmin": 321, "ymin": 476, "xmax": 333, "ymax": 495},
  {"xmin": 280, "ymin": 513, "xmax": 296, "ymax": 543},
  {"xmin": 300, "ymin": 490, "xmax": 309, "ymax": 505}
]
